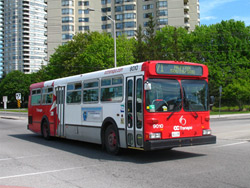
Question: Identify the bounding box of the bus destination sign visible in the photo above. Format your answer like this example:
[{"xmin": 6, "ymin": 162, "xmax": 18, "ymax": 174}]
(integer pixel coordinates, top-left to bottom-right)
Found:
[{"xmin": 156, "ymin": 63, "xmax": 203, "ymax": 76}]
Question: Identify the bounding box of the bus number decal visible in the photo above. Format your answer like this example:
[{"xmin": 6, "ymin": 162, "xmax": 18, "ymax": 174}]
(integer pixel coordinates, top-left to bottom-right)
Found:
[{"xmin": 130, "ymin": 65, "xmax": 138, "ymax": 72}]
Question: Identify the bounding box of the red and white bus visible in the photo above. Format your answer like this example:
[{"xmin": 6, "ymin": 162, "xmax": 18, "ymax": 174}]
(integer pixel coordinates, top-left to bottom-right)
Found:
[{"xmin": 28, "ymin": 60, "xmax": 216, "ymax": 154}]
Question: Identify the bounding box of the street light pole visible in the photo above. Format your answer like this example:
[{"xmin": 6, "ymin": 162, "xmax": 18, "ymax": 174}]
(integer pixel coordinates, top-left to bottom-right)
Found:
[{"xmin": 87, "ymin": 8, "xmax": 116, "ymax": 67}]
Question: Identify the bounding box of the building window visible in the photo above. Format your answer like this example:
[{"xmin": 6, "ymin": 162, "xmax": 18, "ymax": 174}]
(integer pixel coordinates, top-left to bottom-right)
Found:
[
  {"xmin": 102, "ymin": 24, "xmax": 111, "ymax": 29},
  {"xmin": 143, "ymin": 13, "xmax": 153, "ymax": 18},
  {"xmin": 143, "ymin": 4, "xmax": 153, "ymax": 10},
  {"xmin": 78, "ymin": 9, "xmax": 89, "ymax": 14},
  {"xmin": 79, "ymin": 17, "xmax": 89, "ymax": 22},
  {"xmin": 123, "ymin": 30, "xmax": 135, "ymax": 37},
  {"xmin": 157, "ymin": 10, "xmax": 168, "ymax": 17},
  {"xmin": 101, "ymin": 7, "xmax": 111, "ymax": 12},
  {"xmin": 79, "ymin": 26, "xmax": 90, "ymax": 31},
  {"xmin": 62, "ymin": 16, "xmax": 74, "ymax": 23},
  {"xmin": 61, "ymin": 0, "xmax": 74, "ymax": 6},
  {"xmin": 124, "ymin": 21, "xmax": 136, "ymax": 28},
  {"xmin": 62, "ymin": 25, "xmax": 74, "ymax": 31},
  {"xmin": 62, "ymin": 34, "xmax": 74, "ymax": 40},
  {"xmin": 62, "ymin": 8, "xmax": 74, "ymax": 15},
  {"xmin": 158, "ymin": 18, "xmax": 168, "ymax": 25},
  {"xmin": 157, "ymin": 1, "xmax": 167, "ymax": 8},
  {"xmin": 101, "ymin": 0, "xmax": 111, "ymax": 5},
  {"xmin": 78, "ymin": 1, "xmax": 89, "ymax": 6}
]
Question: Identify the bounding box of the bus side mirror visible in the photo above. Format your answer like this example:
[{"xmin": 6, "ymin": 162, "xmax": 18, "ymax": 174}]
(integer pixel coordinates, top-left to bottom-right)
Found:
[
  {"xmin": 144, "ymin": 82, "xmax": 151, "ymax": 90},
  {"xmin": 210, "ymin": 96, "xmax": 215, "ymax": 106}
]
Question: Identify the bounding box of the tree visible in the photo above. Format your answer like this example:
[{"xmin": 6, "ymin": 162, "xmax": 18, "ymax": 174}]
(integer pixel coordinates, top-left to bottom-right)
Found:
[
  {"xmin": 144, "ymin": 16, "xmax": 159, "ymax": 60},
  {"xmin": 0, "ymin": 71, "xmax": 31, "ymax": 103},
  {"xmin": 134, "ymin": 25, "xmax": 146, "ymax": 62},
  {"xmin": 40, "ymin": 31, "xmax": 135, "ymax": 80},
  {"xmin": 155, "ymin": 26, "xmax": 189, "ymax": 61}
]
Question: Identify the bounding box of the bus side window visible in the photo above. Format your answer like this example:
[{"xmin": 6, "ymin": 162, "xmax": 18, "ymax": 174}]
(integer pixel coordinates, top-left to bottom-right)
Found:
[
  {"xmin": 42, "ymin": 87, "xmax": 53, "ymax": 105},
  {"xmin": 101, "ymin": 77, "xmax": 123, "ymax": 102},
  {"xmin": 31, "ymin": 89, "xmax": 42, "ymax": 106},
  {"xmin": 67, "ymin": 83, "xmax": 82, "ymax": 104},
  {"xmin": 83, "ymin": 80, "xmax": 99, "ymax": 103}
]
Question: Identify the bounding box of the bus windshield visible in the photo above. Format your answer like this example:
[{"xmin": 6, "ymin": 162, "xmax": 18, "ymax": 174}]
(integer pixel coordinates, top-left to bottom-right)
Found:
[
  {"xmin": 146, "ymin": 79, "xmax": 182, "ymax": 112},
  {"xmin": 182, "ymin": 80, "xmax": 208, "ymax": 112},
  {"xmin": 145, "ymin": 79, "xmax": 208, "ymax": 113}
]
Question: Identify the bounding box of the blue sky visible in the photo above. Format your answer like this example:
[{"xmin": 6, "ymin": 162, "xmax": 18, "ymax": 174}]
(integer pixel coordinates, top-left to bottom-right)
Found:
[{"xmin": 200, "ymin": 0, "xmax": 250, "ymax": 26}]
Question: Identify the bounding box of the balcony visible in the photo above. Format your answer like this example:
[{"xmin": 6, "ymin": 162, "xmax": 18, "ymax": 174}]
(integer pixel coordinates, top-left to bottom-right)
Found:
[
  {"xmin": 44, "ymin": 0, "xmax": 48, "ymax": 3},
  {"xmin": 184, "ymin": 5, "xmax": 189, "ymax": 11},
  {"xmin": 44, "ymin": 15, "xmax": 47, "ymax": 20},
  {"xmin": 44, "ymin": 7, "xmax": 48, "ymax": 12},
  {"xmin": 184, "ymin": 14, "xmax": 190, "ymax": 19},
  {"xmin": 184, "ymin": 22, "xmax": 190, "ymax": 28},
  {"xmin": 44, "ymin": 23, "xmax": 47, "ymax": 28},
  {"xmin": 44, "ymin": 40, "xmax": 47, "ymax": 45},
  {"xmin": 44, "ymin": 31, "xmax": 47, "ymax": 36}
]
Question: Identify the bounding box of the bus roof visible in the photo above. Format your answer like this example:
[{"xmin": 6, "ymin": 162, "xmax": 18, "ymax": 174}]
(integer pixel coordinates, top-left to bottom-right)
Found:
[{"xmin": 30, "ymin": 61, "xmax": 208, "ymax": 89}]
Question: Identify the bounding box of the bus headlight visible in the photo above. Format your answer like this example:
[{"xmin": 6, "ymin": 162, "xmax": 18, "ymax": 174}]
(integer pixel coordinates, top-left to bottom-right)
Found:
[
  {"xmin": 203, "ymin": 129, "xmax": 212, "ymax": 136},
  {"xmin": 149, "ymin": 133, "xmax": 161, "ymax": 139}
]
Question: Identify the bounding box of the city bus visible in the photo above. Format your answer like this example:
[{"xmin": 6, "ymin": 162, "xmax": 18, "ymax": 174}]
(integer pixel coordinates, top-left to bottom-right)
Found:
[{"xmin": 28, "ymin": 60, "xmax": 216, "ymax": 154}]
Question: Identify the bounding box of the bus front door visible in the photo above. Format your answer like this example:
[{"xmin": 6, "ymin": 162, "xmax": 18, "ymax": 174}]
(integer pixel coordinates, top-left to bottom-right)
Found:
[
  {"xmin": 55, "ymin": 86, "xmax": 65, "ymax": 137},
  {"xmin": 126, "ymin": 76, "xmax": 144, "ymax": 149}
]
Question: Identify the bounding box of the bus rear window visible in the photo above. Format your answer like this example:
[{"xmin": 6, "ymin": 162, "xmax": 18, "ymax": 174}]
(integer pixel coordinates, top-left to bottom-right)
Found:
[{"xmin": 31, "ymin": 89, "xmax": 42, "ymax": 106}]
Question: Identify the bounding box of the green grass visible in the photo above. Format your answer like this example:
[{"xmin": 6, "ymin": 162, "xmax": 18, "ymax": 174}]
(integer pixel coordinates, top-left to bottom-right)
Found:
[
  {"xmin": 210, "ymin": 111, "xmax": 250, "ymax": 115},
  {"xmin": 0, "ymin": 109, "xmax": 28, "ymax": 113}
]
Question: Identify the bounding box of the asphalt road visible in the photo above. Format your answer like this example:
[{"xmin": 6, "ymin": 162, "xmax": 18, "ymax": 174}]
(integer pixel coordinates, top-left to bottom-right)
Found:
[{"xmin": 0, "ymin": 116, "xmax": 249, "ymax": 188}]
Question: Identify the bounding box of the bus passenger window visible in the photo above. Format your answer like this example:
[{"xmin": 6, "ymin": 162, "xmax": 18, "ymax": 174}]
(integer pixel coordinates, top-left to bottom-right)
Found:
[
  {"xmin": 83, "ymin": 81, "xmax": 99, "ymax": 103},
  {"xmin": 67, "ymin": 83, "xmax": 82, "ymax": 103},
  {"xmin": 31, "ymin": 89, "xmax": 42, "ymax": 106},
  {"xmin": 42, "ymin": 87, "xmax": 53, "ymax": 105},
  {"xmin": 101, "ymin": 76, "xmax": 123, "ymax": 102}
]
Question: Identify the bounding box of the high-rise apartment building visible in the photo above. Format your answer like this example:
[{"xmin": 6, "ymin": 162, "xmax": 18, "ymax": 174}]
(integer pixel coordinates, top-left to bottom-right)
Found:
[
  {"xmin": 47, "ymin": 0, "xmax": 200, "ymax": 60},
  {"xmin": 0, "ymin": 1, "xmax": 3, "ymax": 78},
  {"xmin": 0, "ymin": 0, "xmax": 48, "ymax": 75}
]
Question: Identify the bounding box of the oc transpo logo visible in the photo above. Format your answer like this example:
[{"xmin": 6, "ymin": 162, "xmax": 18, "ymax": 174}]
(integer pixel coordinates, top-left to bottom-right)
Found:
[{"xmin": 179, "ymin": 116, "xmax": 187, "ymax": 126}]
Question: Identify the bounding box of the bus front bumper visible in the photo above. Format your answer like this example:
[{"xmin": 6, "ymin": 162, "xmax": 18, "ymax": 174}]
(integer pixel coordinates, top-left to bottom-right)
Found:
[{"xmin": 144, "ymin": 135, "xmax": 216, "ymax": 151}]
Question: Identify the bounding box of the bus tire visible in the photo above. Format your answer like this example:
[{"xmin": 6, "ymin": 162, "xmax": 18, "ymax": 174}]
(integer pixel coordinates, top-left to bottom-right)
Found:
[
  {"xmin": 42, "ymin": 119, "xmax": 50, "ymax": 140},
  {"xmin": 104, "ymin": 124, "xmax": 120, "ymax": 155}
]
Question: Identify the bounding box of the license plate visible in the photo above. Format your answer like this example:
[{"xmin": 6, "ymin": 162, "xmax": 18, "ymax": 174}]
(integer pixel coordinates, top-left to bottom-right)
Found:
[{"xmin": 172, "ymin": 131, "xmax": 180, "ymax": 137}]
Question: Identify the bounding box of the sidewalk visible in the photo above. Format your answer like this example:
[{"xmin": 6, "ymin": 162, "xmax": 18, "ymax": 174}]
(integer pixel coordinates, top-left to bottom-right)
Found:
[
  {"xmin": 210, "ymin": 113, "xmax": 250, "ymax": 120},
  {"xmin": 0, "ymin": 111, "xmax": 27, "ymax": 120}
]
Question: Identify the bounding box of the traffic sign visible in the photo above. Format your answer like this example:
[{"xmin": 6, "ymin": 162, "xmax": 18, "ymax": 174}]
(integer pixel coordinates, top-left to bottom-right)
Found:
[{"xmin": 16, "ymin": 93, "xmax": 21, "ymax": 100}]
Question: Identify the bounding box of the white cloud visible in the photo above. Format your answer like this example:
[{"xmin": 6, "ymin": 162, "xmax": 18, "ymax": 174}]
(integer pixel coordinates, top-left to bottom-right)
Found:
[{"xmin": 201, "ymin": 16, "xmax": 217, "ymax": 21}]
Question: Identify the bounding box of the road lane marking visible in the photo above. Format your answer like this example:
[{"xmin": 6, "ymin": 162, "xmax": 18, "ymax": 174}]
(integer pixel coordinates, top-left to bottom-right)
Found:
[
  {"xmin": 0, "ymin": 155, "xmax": 51, "ymax": 162},
  {"xmin": 213, "ymin": 141, "xmax": 248, "ymax": 148},
  {"xmin": 0, "ymin": 165, "xmax": 98, "ymax": 180}
]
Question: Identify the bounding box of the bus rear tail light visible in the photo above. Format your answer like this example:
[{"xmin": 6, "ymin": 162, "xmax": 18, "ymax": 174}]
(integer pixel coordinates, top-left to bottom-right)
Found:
[
  {"xmin": 203, "ymin": 129, "xmax": 212, "ymax": 136},
  {"xmin": 205, "ymin": 116, "xmax": 210, "ymax": 122},
  {"xmin": 149, "ymin": 133, "xmax": 161, "ymax": 139}
]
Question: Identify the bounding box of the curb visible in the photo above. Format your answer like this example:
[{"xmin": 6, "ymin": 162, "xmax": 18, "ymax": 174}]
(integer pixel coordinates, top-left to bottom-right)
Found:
[{"xmin": 0, "ymin": 116, "xmax": 27, "ymax": 120}]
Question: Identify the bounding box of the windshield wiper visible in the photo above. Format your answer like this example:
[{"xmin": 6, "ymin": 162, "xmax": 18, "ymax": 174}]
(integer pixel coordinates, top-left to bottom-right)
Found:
[
  {"xmin": 183, "ymin": 88, "xmax": 198, "ymax": 119},
  {"xmin": 167, "ymin": 99, "xmax": 181, "ymax": 120}
]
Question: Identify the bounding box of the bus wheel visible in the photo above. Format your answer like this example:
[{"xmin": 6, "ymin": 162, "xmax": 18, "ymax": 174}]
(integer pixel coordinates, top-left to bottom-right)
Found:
[
  {"xmin": 105, "ymin": 124, "xmax": 120, "ymax": 155},
  {"xmin": 42, "ymin": 120, "xmax": 50, "ymax": 140}
]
